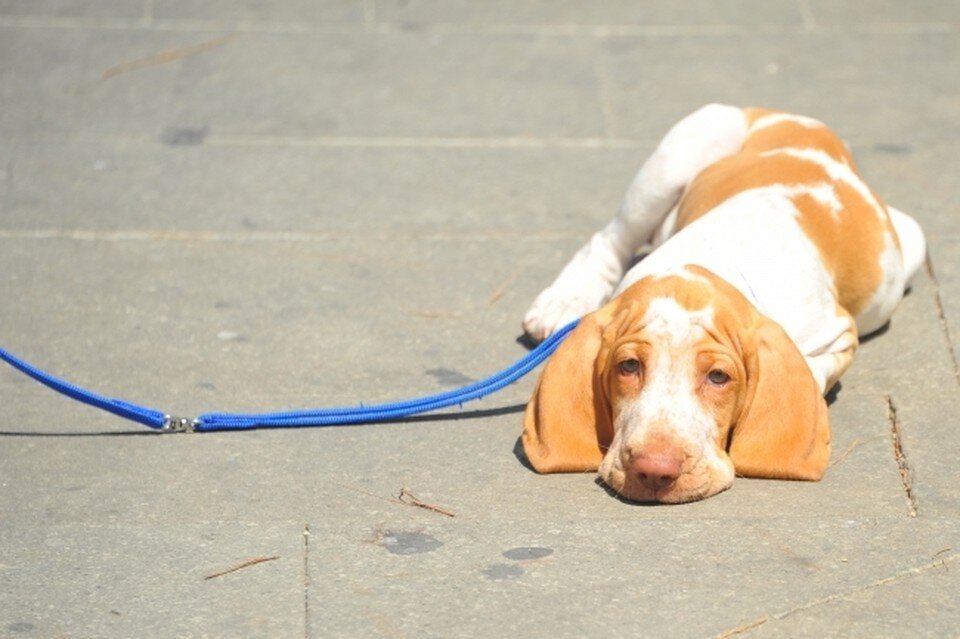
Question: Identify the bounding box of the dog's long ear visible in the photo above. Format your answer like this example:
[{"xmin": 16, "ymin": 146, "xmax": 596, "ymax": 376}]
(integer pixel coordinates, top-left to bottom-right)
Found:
[
  {"xmin": 728, "ymin": 317, "xmax": 831, "ymax": 480},
  {"xmin": 521, "ymin": 302, "xmax": 622, "ymax": 473}
]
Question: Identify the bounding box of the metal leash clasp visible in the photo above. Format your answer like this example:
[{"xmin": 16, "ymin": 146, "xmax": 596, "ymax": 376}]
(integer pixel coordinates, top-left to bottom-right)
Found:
[{"xmin": 162, "ymin": 415, "xmax": 199, "ymax": 433}]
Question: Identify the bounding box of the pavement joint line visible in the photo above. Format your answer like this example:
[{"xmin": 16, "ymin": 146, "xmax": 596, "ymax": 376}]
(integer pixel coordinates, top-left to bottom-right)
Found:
[
  {"xmin": 302, "ymin": 523, "xmax": 311, "ymax": 639},
  {"xmin": 885, "ymin": 395, "xmax": 919, "ymax": 519},
  {"xmin": 142, "ymin": 0, "xmax": 154, "ymax": 27},
  {"xmin": 207, "ymin": 135, "xmax": 649, "ymax": 150},
  {"xmin": 592, "ymin": 59, "xmax": 618, "ymax": 140},
  {"xmin": 1, "ymin": 156, "xmax": 11, "ymax": 196},
  {"xmin": 0, "ymin": 127, "xmax": 652, "ymax": 150},
  {"xmin": 797, "ymin": 0, "xmax": 817, "ymax": 32},
  {"xmin": 5, "ymin": 129, "xmax": 887, "ymax": 150},
  {"xmin": 713, "ymin": 549, "xmax": 960, "ymax": 638},
  {"xmin": 0, "ymin": 16, "xmax": 956, "ymax": 36},
  {"xmin": 924, "ymin": 254, "xmax": 960, "ymax": 386},
  {"xmin": 100, "ymin": 34, "xmax": 235, "ymax": 81},
  {"xmin": 362, "ymin": 0, "xmax": 376, "ymax": 26},
  {"xmin": 0, "ymin": 228, "xmax": 586, "ymax": 243}
]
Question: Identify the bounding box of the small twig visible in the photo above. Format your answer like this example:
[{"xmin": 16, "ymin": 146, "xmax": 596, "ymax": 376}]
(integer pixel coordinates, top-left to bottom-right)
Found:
[
  {"xmin": 335, "ymin": 483, "xmax": 457, "ymax": 517},
  {"xmin": 334, "ymin": 481, "xmax": 399, "ymax": 507},
  {"xmin": 715, "ymin": 616, "xmax": 769, "ymax": 638},
  {"xmin": 488, "ymin": 272, "xmax": 518, "ymax": 306},
  {"xmin": 102, "ymin": 35, "xmax": 235, "ymax": 81},
  {"xmin": 829, "ymin": 435, "xmax": 884, "ymax": 468},
  {"xmin": 368, "ymin": 522, "xmax": 388, "ymax": 545},
  {"xmin": 398, "ymin": 487, "xmax": 456, "ymax": 518},
  {"xmin": 204, "ymin": 555, "xmax": 280, "ymax": 581},
  {"xmin": 404, "ymin": 309, "xmax": 463, "ymax": 320}
]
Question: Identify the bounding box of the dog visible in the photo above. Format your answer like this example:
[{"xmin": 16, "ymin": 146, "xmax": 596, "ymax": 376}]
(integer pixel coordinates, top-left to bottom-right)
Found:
[{"xmin": 520, "ymin": 104, "xmax": 926, "ymax": 504}]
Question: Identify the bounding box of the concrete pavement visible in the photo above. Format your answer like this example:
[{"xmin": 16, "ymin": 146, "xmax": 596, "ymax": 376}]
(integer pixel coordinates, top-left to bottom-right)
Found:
[{"xmin": 1, "ymin": 1, "xmax": 958, "ymax": 637}]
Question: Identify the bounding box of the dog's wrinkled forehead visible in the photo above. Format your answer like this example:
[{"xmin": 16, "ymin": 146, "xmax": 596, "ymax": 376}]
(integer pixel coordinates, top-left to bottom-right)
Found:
[
  {"xmin": 640, "ymin": 297, "xmax": 715, "ymax": 345},
  {"xmin": 613, "ymin": 271, "xmax": 718, "ymax": 343}
]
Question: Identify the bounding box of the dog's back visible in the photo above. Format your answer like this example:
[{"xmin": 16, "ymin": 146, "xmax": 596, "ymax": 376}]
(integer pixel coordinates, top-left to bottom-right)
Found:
[
  {"xmin": 675, "ymin": 109, "xmax": 910, "ymax": 326},
  {"xmin": 628, "ymin": 107, "xmax": 922, "ymax": 341}
]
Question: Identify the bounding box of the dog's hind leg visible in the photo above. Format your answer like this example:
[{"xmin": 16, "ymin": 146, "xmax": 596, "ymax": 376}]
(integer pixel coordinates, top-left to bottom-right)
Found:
[
  {"xmin": 523, "ymin": 103, "xmax": 750, "ymax": 341},
  {"xmin": 803, "ymin": 307, "xmax": 859, "ymax": 394},
  {"xmin": 851, "ymin": 205, "xmax": 927, "ymax": 337},
  {"xmin": 887, "ymin": 206, "xmax": 927, "ymax": 286}
]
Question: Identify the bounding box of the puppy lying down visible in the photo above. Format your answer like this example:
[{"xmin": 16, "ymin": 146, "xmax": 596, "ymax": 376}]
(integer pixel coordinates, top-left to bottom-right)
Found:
[{"xmin": 520, "ymin": 104, "xmax": 926, "ymax": 503}]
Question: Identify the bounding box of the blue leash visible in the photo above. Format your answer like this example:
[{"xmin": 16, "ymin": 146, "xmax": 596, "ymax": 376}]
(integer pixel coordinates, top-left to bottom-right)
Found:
[{"xmin": 0, "ymin": 320, "xmax": 578, "ymax": 433}]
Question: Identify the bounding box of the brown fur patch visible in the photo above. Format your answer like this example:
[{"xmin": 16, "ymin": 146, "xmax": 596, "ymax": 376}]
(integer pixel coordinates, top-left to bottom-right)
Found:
[{"xmin": 674, "ymin": 109, "xmax": 895, "ymax": 317}]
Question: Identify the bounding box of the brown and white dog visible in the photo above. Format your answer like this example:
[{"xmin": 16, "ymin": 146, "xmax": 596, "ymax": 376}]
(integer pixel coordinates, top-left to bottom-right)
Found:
[{"xmin": 520, "ymin": 104, "xmax": 926, "ymax": 504}]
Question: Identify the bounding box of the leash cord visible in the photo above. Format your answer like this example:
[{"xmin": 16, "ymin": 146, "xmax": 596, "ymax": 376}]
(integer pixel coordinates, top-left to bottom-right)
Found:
[
  {"xmin": 0, "ymin": 346, "xmax": 169, "ymax": 429},
  {"xmin": 0, "ymin": 320, "xmax": 579, "ymax": 433}
]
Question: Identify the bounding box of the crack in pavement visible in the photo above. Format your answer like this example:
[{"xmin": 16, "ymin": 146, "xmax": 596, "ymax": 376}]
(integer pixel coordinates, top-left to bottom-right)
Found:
[
  {"xmin": 303, "ymin": 523, "xmax": 312, "ymax": 639},
  {"xmin": 714, "ymin": 550, "xmax": 959, "ymax": 637},
  {"xmin": 924, "ymin": 253, "xmax": 960, "ymax": 387},
  {"xmin": 886, "ymin": 395, "xmax": 919, "ymax": 518}
]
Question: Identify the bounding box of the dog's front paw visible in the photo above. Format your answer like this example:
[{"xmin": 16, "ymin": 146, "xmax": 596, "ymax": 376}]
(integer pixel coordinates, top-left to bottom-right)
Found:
[
  {"xmin": 522, "ymin": 282, "xmax": 608, "ymax": 343},
  {"xmin": 523, "ymin": 232, "xmax": 625, "ymax": 342}
]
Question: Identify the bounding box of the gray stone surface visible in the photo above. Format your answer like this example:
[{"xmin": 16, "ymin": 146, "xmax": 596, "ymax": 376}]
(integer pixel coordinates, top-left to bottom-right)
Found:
[{"xmin": 1, "ymin": 1, "xmax": 958, "ymax": 637}]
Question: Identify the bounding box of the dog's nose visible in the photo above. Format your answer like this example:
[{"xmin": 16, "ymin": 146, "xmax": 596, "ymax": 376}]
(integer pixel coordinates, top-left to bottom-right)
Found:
[{"xmin": 631, "ymin": 453, "xmax": 682, "ymax": 491}]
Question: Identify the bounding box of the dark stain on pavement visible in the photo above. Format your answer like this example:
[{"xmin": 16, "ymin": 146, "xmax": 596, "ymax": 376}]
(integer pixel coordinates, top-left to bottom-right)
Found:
[
  {"xmin": 502, "ymin": 546, "xmax": 554, "ymax": 561},
  {"xmin": 872, "ymin": 143, "xmax": 914, "ymax": 155},
  {"xmin": 379, "ymin": 530, "xmax": 443, "ymax": 555},
  {"xmin": 7, "ymin": 623, "xmax": 36, "ymax": 633},
  {"xmin": 426, "ymin": 368, "xmax": 475, "ymax": 387},
  {"xmin": 161, "ymin": 126, "xmax": 209, "ymax": 146},
  {"xmin": 482, "ymin": 546, "xmax": 554, "ymax": 580}
]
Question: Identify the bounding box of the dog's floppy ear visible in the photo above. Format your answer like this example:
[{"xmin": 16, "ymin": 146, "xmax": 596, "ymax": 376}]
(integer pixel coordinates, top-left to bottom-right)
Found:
[
  {"xmin": 728, "ymin": 317, "xmax": 831, "ymax": 480},
  {"xmin": 521, "ymin": 302, "xmax": 622, "ymax": 473}
]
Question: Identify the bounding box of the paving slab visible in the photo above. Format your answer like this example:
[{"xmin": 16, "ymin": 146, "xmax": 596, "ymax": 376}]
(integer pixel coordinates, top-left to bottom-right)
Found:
[
  {"xmin": 595, "ymin": 31, "xmax": 960, "ymax": 145},
  {"xmin": 0, "ymin": 27, "xmax": 188, "ymax": 137},
  {"xmin": 309, "ymin": 517, "xmax": 958, "ymax": 639},
  {"xmin": 0, "ymin": 138, "xmax": 643, "ymax": 234},
  {"xmin": 806, "ymin": 0, "xmax": 960, "ymax": 28},
  {"xmin": 750, "ymin": 554, "xmax": 959, "ymax": 638},
  {"xmin": 0, "ymin": 27, "xmax": 610, "ymax": 139},
  {"xmin": 1, "ymin": 523, "xmax": 306, "ymax": 638},
  {"xmin": 854, "ymin": 144, "xmax": 960, "ymax": 238}
]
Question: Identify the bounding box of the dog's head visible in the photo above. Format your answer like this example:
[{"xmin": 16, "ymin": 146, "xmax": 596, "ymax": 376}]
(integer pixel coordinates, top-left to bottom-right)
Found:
[{"xmin": 521, "ymin": 266, "xmax": 830, "ymax": 503}]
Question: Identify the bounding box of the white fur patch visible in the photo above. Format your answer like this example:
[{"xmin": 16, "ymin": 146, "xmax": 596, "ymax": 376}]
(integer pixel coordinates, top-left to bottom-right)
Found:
[
  {"xmin": 641, "ymin": 296, "xmax": 714, "ymax": 345},
  {"xmin": 648, "ymin": 264, "xmax": 712, "ymax": 287},
  {"xmin": 737, "ymin": 182, "xmax": 843, "ymax": 219},
  {"xmin": 749, "ymin": 112, "xmax": 825, "ymax": 134},
  {"xmin": 799, "ymin": 182, "xmax": 844, "ymax": 216},
  {"xmin": 760, "ymin": 147, "xmax": 886, "ymax": 220}
]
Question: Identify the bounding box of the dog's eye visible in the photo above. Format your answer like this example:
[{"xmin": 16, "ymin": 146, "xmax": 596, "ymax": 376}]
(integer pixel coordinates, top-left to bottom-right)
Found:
[
  {"xmin": 707, "ymin": 369, "xmax": 731, "ymax": 386},
  {"xmin": 618, "ymin": 359, "xmax": 641, "ymax": 376}
]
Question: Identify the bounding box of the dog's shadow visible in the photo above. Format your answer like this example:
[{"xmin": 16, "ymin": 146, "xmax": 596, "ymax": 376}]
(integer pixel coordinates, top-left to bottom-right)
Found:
[
  {"xmin": 826, "ymin": 380, "xmax": 842, "ymax": 406},
  {"xmin": 515, "ymin": 332, "xmax": 540, "ymax": 352},
  {"xmin": 512, "ymin": 436, "xmax": 536, "ymax": 471}
]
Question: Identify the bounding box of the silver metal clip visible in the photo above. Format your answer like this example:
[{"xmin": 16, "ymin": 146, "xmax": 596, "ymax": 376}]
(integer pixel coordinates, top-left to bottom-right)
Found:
[{"xmin": 162, "ymin": 415, "xmax": 198, "ymax": 433}]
